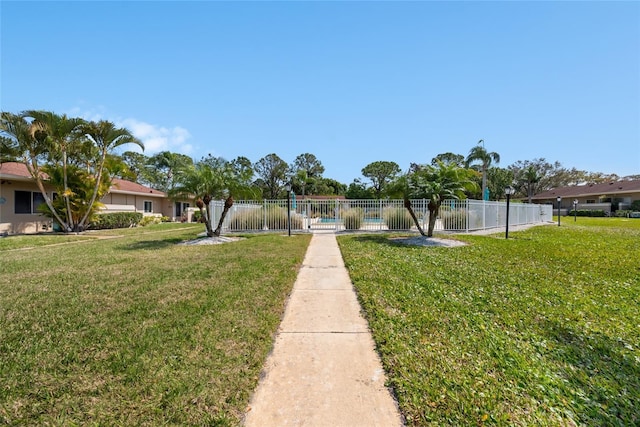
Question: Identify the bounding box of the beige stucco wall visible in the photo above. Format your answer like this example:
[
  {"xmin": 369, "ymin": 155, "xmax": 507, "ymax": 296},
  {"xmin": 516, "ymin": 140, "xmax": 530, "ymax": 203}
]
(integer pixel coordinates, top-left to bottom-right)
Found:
[
  {"xmin": 100, "ymin": 193, "xmax": 168, "ymax": 216},
  {"xmin": 0, "ymin": 181, "xmax": 54, "ymax": 234}
]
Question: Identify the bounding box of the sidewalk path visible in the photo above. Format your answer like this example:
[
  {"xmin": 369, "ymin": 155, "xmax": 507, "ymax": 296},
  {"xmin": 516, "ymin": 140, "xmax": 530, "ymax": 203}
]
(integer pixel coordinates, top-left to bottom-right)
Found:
[{"xmin": 244, "ymin": 232, "xmax": 403, "ymax": 427}]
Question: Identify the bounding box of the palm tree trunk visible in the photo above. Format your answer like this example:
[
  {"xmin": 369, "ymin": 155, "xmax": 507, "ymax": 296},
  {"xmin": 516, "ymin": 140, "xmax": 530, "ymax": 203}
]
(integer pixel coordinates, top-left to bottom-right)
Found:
[
  {"xmin": 62, "ymin": 151, "xmax": 75, "ymax": 230},
  {"xmin": 427, "ymin": 201, "xmax": 440, "ymax": 237},
  {"xmin": 213, "ymin": 196, "xmax": 234, "ymax": 237},
  {"xmin": 202, "ymin": 206, "xmax": 214, "ymax": 237},
  {"xmin": 27, "ymin": 160, "xmax": 71, "ymax": 232},
  {"xmin": 78, "ymin": 151, "xmax": 107, "ymax": 230},
  {"xmin": 404, "ymin": 199, "xmax": 426, "ymax": 236}
]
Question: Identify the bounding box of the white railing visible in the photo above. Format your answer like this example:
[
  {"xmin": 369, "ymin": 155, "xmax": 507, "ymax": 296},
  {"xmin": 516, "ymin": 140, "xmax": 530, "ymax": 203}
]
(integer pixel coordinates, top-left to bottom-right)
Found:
[{"xmin": 210, "ymin": 198, "xmax": 554, "ymax": 233}]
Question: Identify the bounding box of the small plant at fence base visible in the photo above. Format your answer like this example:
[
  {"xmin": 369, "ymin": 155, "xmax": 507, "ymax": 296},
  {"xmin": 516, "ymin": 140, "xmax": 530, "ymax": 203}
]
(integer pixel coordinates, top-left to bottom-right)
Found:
[
  {"xmin": 440, "ymin": 207, "xmax": 468, "ymax": 231},
  {"xmin": 229, "ymin": 205, "xmax": 302, "ymax": 231},
  {"xmin": 342, "ymin": 208, "xmax": 364, "ymax": 230},
  {"xmin": 383, "ymin": 207, "xmax": 414, "ymax": 230}
]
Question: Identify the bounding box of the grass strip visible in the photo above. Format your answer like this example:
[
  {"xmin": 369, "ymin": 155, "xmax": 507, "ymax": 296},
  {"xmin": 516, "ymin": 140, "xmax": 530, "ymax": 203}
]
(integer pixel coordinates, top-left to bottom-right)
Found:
[
  {"xmin": 0, "ymin": 224, "xmax": 311, "ymax": 426},
  {"xmin": 338, "ymin": 218, "xmax": 640, "ymax": 426}
]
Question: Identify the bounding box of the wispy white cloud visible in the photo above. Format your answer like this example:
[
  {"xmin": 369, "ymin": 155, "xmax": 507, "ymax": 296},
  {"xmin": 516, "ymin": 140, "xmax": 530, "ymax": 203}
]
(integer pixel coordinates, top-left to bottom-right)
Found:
[
  {"xmin": 65, "ymin": 106, "xmax": 194, "ymax": 156},
  {"xmin": 118, "ymin": 118, "xmax": 193, "ymax": 155}
]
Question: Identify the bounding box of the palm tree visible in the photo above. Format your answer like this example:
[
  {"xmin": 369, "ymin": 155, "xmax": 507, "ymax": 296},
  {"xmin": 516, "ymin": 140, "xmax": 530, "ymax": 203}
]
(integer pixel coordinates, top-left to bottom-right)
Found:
[
  {"xmin": 521, "ymin": 165, "xmax": 541, "ymax": 203},
  {"xmin": 24, "ymin": 110, "xmax": 87, "ymax": 230},
  {"xmin": 79, "ymin": 120, "xmax": 143, "ymax": 230},
  {"xmin": 170, "ymin": 158, "xmax": 255, "ymax": 237},
  {"xmin": 0, "ymin": 111, "xmax": 70, "ymax": 230},
  {"xmin": 401, "ymin": 160, "xmax": 478, "ymax": 237},
  {"xmin": 465, "ymin": 139, "xmax": 500, "ymax": 201}
]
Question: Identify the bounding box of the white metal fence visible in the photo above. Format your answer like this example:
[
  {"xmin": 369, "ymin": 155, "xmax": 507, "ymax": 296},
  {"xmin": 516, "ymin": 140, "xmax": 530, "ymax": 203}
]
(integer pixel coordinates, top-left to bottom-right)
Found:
[{"xmin": 210, "ymin": 198, "xmax": 553, "ymax": 233}]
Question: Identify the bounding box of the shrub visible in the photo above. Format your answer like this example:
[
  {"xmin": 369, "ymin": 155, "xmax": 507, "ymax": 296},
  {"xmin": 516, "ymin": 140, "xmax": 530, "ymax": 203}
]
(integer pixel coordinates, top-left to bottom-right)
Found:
[
  {"xmin": 192, "ymin": 210, "xmax": 205, "ymax": 223},
  {"xmin": 263, "ymin": 205, "xmax": 302, "ymax": 230},
  {"xmin": 440, "ymin": 207, "xmax": 468, "ymax": 230},
  {"xmin": 383, "ymin": 207, "xmax": 413, "ymax": 230},
  {"xmin": 229, "ymin": 208, "xmax": 263, "ymax": 230},
  {"xmin": 342, "ymin": 208, "xmax": 364, "ymax": 230},
  {"xmin": 569, "ymin": 209, "xmax": 606, "ymax": 217},
  {"xmin": 140, "ymin": 216, "xmax": 161, "ymax": 226},
  {"xmin": 229, "ymin": 205, "xmax": 302, "ymax": 231},
  {"xmin": 89, "ymin": 212, "xmax": 143, "ymax": 230},
  {"xmin": 631, "ymin": 200, "xmax": 640, "ymax": 211}
]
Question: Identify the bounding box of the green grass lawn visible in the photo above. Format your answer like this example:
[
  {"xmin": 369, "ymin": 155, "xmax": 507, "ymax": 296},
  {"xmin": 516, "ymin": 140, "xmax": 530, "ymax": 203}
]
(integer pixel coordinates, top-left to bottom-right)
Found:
[
  {"xmin": 0, "ymin": 224, "xmax": 311, "ymax": 426},
  {"xmin": 338, "ymin": 218, "xmax": 639, "ymax": 426}
]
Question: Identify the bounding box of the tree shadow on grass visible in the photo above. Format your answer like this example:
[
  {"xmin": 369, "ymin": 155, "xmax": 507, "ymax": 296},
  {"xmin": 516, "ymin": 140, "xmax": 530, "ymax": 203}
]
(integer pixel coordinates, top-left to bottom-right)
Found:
[
  {"xmin": 348, "ymin": 234, "xmax": 413, "ymax": 248},
  {"xmin": 118, "ymin": 238, "xmax": 185, "ymax": 251},
  {"xmin": 540, "ymin": 319, "xmax": 639, "ymax": 425}
]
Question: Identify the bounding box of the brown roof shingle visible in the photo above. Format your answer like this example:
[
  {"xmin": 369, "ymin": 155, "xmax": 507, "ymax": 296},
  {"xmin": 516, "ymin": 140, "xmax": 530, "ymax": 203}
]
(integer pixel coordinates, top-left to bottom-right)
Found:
[
  {"xmin": 1, "ymin": 162, "xmax": 164, "ymax": 196},
  {"xmin": 532, "ymin": 180, "xmax": 640, "ymax": 200}
]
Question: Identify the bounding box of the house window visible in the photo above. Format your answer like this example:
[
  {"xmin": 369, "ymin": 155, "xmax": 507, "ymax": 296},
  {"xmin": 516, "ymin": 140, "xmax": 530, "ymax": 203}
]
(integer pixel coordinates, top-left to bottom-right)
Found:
[
  {"xmin": 15, "ymin": 190, "xmax": 47, "ymax": 214},
  {"xmin": 175, "ymin": 202, "xmax": 189, "ymax": 217},
  {"xmin": 144, "ymin": 201, "xmax": 153, "ymax": 213},
  {"xmin": 586, "ymin": 200, "xmax": 595, "ymax": 204}
]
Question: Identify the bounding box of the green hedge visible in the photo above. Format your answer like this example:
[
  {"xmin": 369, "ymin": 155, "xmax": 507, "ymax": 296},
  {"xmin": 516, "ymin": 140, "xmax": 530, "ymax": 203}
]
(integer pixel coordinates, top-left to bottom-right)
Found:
[
  {"xmin": 569, "ymin": 209, "xmax": 606, "ymax": 217},
  {"xmin": 89, "ymin": 212, "xmax": 143, "ymax": 230}
]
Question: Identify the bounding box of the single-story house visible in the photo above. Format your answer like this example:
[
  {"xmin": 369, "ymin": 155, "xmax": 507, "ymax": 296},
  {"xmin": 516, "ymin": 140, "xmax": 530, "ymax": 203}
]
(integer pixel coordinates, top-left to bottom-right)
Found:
[
  {"xmin": 530, "ymin": 180, "xmax": 640, "ymax": 215},
  {"xmin": 0, "ymin": 162, "xmax": 191, "ymax": 234}
]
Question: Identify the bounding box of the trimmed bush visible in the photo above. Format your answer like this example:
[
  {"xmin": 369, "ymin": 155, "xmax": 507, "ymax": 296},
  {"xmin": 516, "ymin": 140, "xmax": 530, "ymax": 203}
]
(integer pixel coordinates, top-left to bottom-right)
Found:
[
  {"xmin": 569, "ymin": 209, "xmax": 606, "ymax": 217},
  {"xmin": 342, "ymin": 208, "xmax": 364, "ymax": 230},
  {"xmin": 229, "ymin": 205, "xmax": 302, "ymax": 231},
  {"xmin": 440, "ymin": 207, "xmax": 468, "ymax": 230},
  {"xmin": 229, "ymin": 208, "xmax": 263, "ymax": 230},
  {"xmin": 89, "ymin": 212, "xmax": 143, "ymax": 230},
  {"xmin": 192, "ymin": 210, "xmax": 205, "ymax": 223},
  {"xmin": 383, "ymin": 207, "xmax": 413, "ymax": 230},
  {"xmin": 139, "ymin": 216, "xmax": 161, "ymax": 226}
]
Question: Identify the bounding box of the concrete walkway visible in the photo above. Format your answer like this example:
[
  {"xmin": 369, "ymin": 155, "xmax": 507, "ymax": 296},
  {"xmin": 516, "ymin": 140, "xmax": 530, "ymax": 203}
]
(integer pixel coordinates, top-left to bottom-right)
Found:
[{"xmin": 244, "ymin": 232, "xmax": 403, "ymax": 427}]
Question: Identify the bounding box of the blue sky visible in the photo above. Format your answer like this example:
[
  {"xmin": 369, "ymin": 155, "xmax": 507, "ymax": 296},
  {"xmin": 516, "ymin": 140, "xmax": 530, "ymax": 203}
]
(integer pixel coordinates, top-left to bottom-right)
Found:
[{"xmin": 1, "ymin": 1, "xmax": 639, "ymax": 184}]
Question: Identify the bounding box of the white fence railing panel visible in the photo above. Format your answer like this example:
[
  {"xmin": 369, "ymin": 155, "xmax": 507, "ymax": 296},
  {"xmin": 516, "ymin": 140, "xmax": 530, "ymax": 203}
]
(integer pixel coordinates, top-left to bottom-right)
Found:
[{"xmin": 210, "ymin": 199, "xmax": 554, "ymax": 234}]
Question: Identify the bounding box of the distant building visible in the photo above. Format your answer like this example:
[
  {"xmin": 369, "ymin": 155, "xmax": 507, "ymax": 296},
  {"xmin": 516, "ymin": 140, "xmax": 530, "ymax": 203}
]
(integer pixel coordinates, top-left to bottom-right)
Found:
[
  {"xmin": 531, "ymin": 180, "xmax": 640, "ymax": 215},
  {"xmin": 0, "ymin": 162, "xmax": 190, "ymax": 234}
]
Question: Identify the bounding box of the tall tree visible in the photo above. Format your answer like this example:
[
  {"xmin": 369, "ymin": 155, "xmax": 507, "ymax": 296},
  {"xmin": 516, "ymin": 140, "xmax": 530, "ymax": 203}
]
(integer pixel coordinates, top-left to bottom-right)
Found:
[
  {"xmin": 0, "ymin": 111, "xmax": 68, "ymax": 229},
  {"xmin": 313, "ymin": 177, "xmax": 347, "ymax": 196},
  {"xmin": 144, "ymin": 151, "xmax": 194, "ymax": 192},
  {"xmin": 508, "ymin": 158, "xmax": 563, "ymax": 196},
  {"xmin": 361, "ymin": 160, "xmax": 401, "ymax": 199},
  {"xmin": 254, "ymin": 153, "xmax": 289, "ymax": 199},
  {"xmin": 465, "ymin": 140, "xmax": 500, "ymax": 201},
  {"xmin": 487, "ymin": 167, "xmax": 515, "ymax": 201},
  {"xmin": 519, "ymin": 165, "xmax": 540, "ymax": 203},
  {"xmin": 345, "ymin": 179, "xmax": 374, "ymax": 199},
  {"xmin": 291, "ymin": 153, "xmax": 325, "ymax": 178},
  {"xmin": 290, "ymin": 153, "xmax": 325, "ymax": 196},
  {"xmin": 432, "ymin": 152, "xmax": 465, "ymax": 167},
  {"xmin": 120, "ymin": 151, "xmax": 149, "ymax": 182},
  {"xmin": 79, "ymin": 120, "xmax": 143, "ymax": 229},
  {"xmin": 25, "ymin": 110, "xmax": 87, "ymax": 230},
  {"xmin": 1, "ymin": 111, "xmax": 142, "ymax": 232}
]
